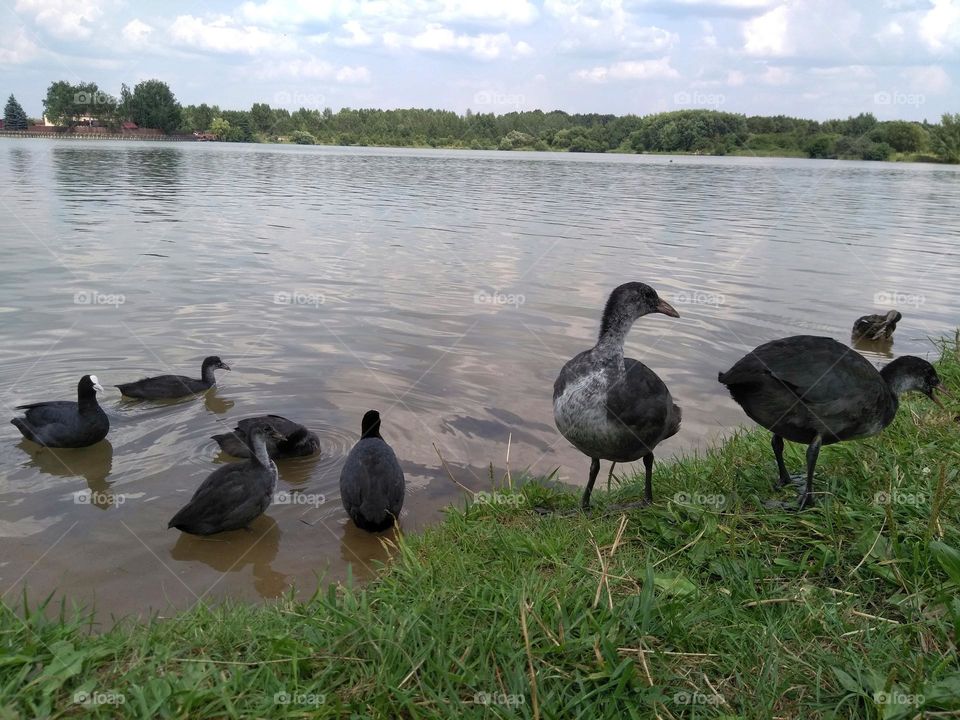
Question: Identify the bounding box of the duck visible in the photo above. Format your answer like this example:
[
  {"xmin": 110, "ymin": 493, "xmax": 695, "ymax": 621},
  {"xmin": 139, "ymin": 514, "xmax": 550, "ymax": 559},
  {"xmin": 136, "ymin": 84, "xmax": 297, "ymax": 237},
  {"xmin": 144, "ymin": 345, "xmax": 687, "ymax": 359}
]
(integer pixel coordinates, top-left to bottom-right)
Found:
[
  {"xmin": 852, "ymin": 309, "xmax": 901, "ymax": 342},
  {"xmin": 339, "ymin": 410, "xmax": 405, "ymax": 532},
  {"xmin": 11, "ymin": 375, "xmax": 109, "ymax": 448},
  {"xmin": 212, "ymin": 414, "xmax": 320, "ymax": 459},
  {"xmin": 168, "ymin": 421, "xmax": 284, "ymax": 535},
  {"xmin": 719, "ymin": 335, "xmax": 951, "ymax": 510},
  {"xmin": 116, "ymin": 356, "xmax": 230, "ymax": 400},
  {"xmin": 553, "ymin": 282, "xmax": 681, "ymax": 510}
]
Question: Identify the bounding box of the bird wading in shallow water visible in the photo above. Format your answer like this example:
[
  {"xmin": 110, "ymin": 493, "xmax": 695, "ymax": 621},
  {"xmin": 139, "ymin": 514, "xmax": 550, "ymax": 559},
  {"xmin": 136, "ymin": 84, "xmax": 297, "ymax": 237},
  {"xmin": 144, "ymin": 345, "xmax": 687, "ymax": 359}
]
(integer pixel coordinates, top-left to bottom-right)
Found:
[
  {"xmin": 11, "ymin": 375, "xmax": 109, "ymax": 448},
  {"xmin": 719, "ymin": 335, "xmax": 951, "ymax": 510},
  {"xmin": 340, "ymin": 410, "xmax": 406, "ymax": 532},
  {"xmin": 852, "ymin": 309, "xmax": 902, "ymax": 342},
  {"xmin": 553, "ymin": 282, "xmax": 681, "ymax": 511}
]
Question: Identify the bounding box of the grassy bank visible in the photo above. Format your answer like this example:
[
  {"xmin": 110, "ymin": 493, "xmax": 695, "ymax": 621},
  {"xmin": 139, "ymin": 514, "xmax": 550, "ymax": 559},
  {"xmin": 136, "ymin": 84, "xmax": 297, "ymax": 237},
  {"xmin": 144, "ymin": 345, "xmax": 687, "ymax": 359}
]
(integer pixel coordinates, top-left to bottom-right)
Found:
[{"xmin": 3, "ymin": 336, "xmax": 959, "ymax": 719}]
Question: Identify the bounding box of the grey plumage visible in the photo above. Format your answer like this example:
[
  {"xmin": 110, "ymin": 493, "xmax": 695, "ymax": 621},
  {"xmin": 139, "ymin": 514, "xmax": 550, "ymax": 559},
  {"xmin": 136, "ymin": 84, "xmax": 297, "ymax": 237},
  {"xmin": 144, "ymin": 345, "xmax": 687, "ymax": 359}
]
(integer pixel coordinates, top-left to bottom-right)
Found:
[
  {"xmin": 117, "ymin": 356, "xmax": 230, "ymax": 400},
  {"xmin": 169, "ymin": 421, "xmax": 282, "ymax": 535},
  {"xmin": 339, "ymin": 410, "xmax": 405, "ymax": 532},
  {"xmin": 212, "ymin": 414, "xmax": 320, "ymax": 459},
  {"xmin": 11, "ymin": 375, "xmax": 109, "ymax": 448},
  {"xmin": 852, "ymin": 310, "xmax": 901, "ymax": 342},
  {"xmin": 553, "ymin": 282, "xmax": 681, "ymax": 510}
]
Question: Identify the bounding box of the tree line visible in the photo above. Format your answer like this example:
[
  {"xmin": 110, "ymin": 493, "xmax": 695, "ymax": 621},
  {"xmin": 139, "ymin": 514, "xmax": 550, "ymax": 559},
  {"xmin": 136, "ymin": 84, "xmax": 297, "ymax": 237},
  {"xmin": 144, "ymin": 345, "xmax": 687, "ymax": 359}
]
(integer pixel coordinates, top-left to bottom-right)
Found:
[{"xmin": 3, "ymin": 79, "xmax": 959, "ymax": 163}]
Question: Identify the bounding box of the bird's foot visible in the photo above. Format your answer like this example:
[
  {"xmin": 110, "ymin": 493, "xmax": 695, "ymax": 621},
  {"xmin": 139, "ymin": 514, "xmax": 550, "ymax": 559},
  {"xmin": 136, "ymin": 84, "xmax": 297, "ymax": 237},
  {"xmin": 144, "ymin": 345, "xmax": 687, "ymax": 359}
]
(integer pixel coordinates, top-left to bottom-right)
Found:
[
  {"xmin": 775, "ymin": 474, "xmax": 806, "ymax": 491},
  {"xmin": 764, "ymin": 492, "xmax": 816, "ymax": 512},
  {"xmin": 605, "ymin": 498, "xmax": 651, "ymax": 514}
]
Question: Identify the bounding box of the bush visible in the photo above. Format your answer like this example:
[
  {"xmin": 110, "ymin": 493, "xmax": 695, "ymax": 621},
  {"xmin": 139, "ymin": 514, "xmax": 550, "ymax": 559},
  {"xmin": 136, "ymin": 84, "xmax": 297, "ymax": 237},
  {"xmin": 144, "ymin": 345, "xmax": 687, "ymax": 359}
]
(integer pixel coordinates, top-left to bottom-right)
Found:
[
  {"xmin": 805, "ymin": 134, "xmax": 837, "ymax": 159},
  {"xmin": 290, "ymin": 130, "xmax": 316, "ymax": 145}
]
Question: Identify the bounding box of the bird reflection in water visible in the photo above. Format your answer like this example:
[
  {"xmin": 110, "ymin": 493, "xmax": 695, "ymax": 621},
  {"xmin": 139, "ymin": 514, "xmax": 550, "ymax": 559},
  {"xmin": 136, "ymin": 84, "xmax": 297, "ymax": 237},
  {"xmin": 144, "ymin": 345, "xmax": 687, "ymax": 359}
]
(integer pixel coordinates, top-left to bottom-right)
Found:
[
  {"xmin": 169, "ymin": 515, "xmax": 288, "ymax": 598},
  {"xmin": 338, "ymin": 518, "xmax": 400, "ymax": 582},
  {"xmin": 19, "ymin": 439, "xmax": 118, "ymax": 509}
]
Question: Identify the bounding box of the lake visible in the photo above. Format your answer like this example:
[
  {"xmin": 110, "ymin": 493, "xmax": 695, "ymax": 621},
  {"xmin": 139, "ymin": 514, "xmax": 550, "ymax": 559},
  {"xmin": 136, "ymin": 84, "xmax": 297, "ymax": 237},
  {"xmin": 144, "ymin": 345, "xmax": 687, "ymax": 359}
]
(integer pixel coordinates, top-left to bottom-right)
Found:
[{"xmin": 1, "ymin": 139, "xmax": 957, "ymax": 623}]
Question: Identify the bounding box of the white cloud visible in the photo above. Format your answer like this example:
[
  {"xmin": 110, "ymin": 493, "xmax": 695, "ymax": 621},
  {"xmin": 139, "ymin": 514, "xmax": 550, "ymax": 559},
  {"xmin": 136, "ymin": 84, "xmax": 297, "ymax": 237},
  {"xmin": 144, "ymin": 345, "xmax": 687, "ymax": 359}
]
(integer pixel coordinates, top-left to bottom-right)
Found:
[
  {"xmin": 336, "ymin": 20, "xmax": 372, "ymax": 47},
  {"xmin": 335, "ymin": 65, "xmax": 372, "ymax": 83},
  {"xmin": 436, "ymin": 0, "xmax": 538, "ymax": 26},
  {"xmin": 15, "ymin": 0, "xmax": 104, "ymax": 40},
  {"xmin": 918, "ymin": 0, "xmax": 960, "ymax": 53},
  {"xmin": 122, "ymin": 19, "xmax": 153, "ymax": 47},
  {"xmin": 0, "ymin": 27, "xmax": 40, "ymax": 64},
  {"xmin": 258, "ymin": 57, "xmax": 371, "ymax": 83},
  {"xmin": 726, "ymin": 70, "xmax": 745, "ymax": 86},
  {"xmin": 901, "ymin": 64, "xmax": 951, "ymax": 93},
  {"xmin": 384, "ymin": 24, "xmax": 532, "ymax": 60},
  {"xmin": 759, "ymin": 65, "xmax": 792, "ymax": 85},
  {"xmin": 169, "ymin": 15, "xmax": 296, "ymax": 54},
  {"xmin": 546, "ymin": 0, "xmax": 677, "ymax": 55},
  {"xmin": 239, "ymin": 0, "xmax": 343, "ymax": 27},
  {"xmin": 573, "ymin": 58, "xmax": 680, "ymax": 83},
  {"xmin": 743, "ymin": 5, "xmax": 790, "ymax": 56}
]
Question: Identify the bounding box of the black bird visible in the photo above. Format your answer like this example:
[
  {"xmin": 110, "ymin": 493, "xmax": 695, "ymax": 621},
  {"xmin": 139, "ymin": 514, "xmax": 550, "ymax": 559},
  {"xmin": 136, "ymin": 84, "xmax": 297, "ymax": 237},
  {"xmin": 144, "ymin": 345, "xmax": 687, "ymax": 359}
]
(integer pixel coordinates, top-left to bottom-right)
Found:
[
  {"xmin": 116, "ymin": 356, "xmax": 230, "ymax": 400},
  {"xmin": 719, "ymin": 335, "xmax": 951, "ymax": 509},
  {"xmin": 553, "ymin": 282, "xmax": 681, "ymax": 510},
  {"xmin": 212, "ymin": 415, "xmax": 320, "ymax": 459},
  {"xmin": 852, "ymin": 309, "xmax": 902, "ymax": 342},
  {"xmin": 168, "ymin": 421, "xmax": 284, "ymax": 535},
  {"xmin": 11, "ymin": 375, "xmax": 109, "ymax": 448},
  {"xmin": 339, "ymin": 410, "xmax": 405, "ymax": 532}
]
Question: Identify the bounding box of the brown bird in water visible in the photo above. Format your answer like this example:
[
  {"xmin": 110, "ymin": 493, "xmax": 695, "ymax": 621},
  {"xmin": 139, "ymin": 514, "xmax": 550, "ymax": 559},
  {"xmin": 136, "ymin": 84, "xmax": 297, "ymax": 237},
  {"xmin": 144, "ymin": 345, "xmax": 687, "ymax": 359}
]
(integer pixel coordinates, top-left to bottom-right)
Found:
[{"xmin": 852, "ymin": 310, "xmax": 901, "ymax": 342}]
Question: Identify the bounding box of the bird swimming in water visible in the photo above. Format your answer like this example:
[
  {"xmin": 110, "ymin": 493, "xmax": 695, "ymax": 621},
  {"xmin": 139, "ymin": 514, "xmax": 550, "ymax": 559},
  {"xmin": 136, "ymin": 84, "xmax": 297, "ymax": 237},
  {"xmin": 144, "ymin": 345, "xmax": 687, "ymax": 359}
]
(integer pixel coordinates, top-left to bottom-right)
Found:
[
  {"xmin": 339, "ymin": 410, "xmax": 405, "ymax": 532},
  {"xmin": 553, "ymin": 282, "xmax": 681, "ymax": 510},
  {"xmin": 212, "ymin": 415, "xmax": 320, "ymax": 459},
  {"xmin": 852, "ymin": 309, "xmax": 901, "ymax": 342},
  {"xmin": 168, "ymin": 420, "xmax": 284, "ymax": 535},
  {"xmin": 719, "ymin": 335, "xmax": 951, "ymax": 510},
  {"xmin": 116, "ymin": 356, "xmax": 230, "ymax": 400},
  {"xmin": 11, "ymin": 375, "xmax": 109, "ymax": 448}
]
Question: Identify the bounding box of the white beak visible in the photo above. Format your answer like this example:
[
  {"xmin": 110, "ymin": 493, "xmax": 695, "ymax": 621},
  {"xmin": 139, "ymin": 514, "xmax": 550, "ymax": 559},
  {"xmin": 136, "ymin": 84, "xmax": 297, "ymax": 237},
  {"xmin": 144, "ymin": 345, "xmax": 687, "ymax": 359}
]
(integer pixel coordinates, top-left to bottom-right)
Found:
[{"xmin": 90, "ymin": 375, "xmax": 104, "ymax": 393}]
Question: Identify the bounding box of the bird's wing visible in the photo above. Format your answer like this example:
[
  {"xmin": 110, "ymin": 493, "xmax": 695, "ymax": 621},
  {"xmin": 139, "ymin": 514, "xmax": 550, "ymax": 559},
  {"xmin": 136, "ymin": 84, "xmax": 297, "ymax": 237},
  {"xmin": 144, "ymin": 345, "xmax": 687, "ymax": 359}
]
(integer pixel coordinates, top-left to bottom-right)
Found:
[
  {"xmin": 605, "ymin": 358, "xmax": 673, "ymax": 432},
  {"xmin": 17, "ymin": 402, "xmax": 77, "ymax": 424}
]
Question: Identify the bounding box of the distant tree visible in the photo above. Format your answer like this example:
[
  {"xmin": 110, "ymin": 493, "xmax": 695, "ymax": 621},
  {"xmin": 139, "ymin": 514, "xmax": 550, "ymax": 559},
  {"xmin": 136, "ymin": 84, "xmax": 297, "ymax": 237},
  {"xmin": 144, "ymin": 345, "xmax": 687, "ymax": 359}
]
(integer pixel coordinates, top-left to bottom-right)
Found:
[
  {"xmin": 127, "ymin": 79, "xmax": 182, "ymax": 133},
  {"xmin": 874, "ymin": 121, "xmax": 925, "ymax": 153},
  {"xmin": 250, "ymin": 103, "xmax": 277, "ymax": 135},
  {"xmin": 209, "ymin": 117, "xmax": 231, "ymax": 140},
  {"xmin": 498, "ymin": 130, "xmax": 535, "ymax": 150},
  {"xmin": 41, "ymin": 81, "xmax": 114, "ymax": 126},
  {"xmin": 290, "ymin": 129, "xmax": 315, "ymax": 144},
  {"xmin": 3, "ymin": 94, "xmax": 28, "ymax": 130},
  {"xmin": 805, "ymin": 134, "xmax": 837, "ymax": 159},
  {"xmin": 930, "ymin": 113, "xmax": 960, "ymax": 163}
]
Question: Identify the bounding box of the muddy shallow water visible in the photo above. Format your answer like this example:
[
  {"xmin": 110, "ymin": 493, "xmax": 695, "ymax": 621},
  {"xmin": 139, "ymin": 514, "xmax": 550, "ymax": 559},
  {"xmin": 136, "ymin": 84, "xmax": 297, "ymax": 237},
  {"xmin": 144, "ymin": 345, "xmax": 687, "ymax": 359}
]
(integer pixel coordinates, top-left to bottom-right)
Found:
[{"xmin": 0, "ymin": 139, "xmax": 957, "ymax": 623}]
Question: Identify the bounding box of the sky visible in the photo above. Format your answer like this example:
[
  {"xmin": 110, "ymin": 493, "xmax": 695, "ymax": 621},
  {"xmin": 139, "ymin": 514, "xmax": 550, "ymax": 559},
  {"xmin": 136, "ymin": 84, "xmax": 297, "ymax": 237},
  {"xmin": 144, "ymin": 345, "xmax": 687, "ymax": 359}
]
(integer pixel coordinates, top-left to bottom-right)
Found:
[{"xmin": 1, "ymin": 0, "xmax": 957, "ymax": 121}]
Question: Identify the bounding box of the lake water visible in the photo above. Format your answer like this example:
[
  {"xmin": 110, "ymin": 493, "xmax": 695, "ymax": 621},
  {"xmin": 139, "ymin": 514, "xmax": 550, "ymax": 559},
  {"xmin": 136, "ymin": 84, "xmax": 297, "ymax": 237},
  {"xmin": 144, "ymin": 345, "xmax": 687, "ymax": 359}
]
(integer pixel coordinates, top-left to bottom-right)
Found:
[{"xmin": 1, "ymin": 139, "xmax": 958, "ymax": 624}]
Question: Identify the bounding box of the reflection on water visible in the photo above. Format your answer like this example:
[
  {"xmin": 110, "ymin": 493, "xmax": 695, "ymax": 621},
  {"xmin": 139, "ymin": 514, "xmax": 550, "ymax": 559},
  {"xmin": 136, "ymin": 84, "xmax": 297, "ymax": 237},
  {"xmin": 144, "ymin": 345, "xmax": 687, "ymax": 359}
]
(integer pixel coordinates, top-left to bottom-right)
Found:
[{"xmin": 1, "ymin": 140, "xmax": 958, "ymax": 621}]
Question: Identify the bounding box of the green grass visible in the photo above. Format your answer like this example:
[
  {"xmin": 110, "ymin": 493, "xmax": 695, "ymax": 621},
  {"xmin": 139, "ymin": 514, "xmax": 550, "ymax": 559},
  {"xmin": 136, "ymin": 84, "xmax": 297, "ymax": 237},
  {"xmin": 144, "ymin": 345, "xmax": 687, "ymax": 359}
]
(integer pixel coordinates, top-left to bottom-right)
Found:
[{"xmin": 3, "ymin": 335, "xmax": 960, "ymax": 719}]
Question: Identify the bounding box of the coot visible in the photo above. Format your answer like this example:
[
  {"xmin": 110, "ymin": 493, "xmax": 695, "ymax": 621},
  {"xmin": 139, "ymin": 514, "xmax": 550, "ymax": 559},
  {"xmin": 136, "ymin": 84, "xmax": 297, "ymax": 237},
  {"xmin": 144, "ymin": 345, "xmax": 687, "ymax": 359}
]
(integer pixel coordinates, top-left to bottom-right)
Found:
[
  {"xmin": 168, "ymin": 421, "xmax": 283, "ymax": 535},
  {"xmin": 117, "ymin": 356, "xmax": 230, "ymax": 400},
  {"xmin": 553, "ymin": 282, "xmax": 681, "ymax": 510},
  {"xmin": 339, "ymin": 410, "xmax": 405, "ymax": 532},
  {"xmin": 11, "ymin": 375, "xmax": 109, "ymax": 448},
  {"xmin": 212, "ymin": 414, "xmax": 320, "ymax": 459},
  {"xmin": 852, "ymin": 310, "xmax": 901, "ymax": 342},
  {"xmin": 719, "ymin": 335, "xmax": 950, "ymax": 509}
]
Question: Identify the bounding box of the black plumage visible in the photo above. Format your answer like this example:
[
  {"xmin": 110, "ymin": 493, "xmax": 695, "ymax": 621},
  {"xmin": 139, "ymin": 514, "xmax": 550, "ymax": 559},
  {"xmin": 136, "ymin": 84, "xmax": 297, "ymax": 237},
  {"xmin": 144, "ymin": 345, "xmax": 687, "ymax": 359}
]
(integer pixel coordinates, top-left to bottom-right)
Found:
[
  {"xmin": 117, "ymin": 356, "xmax": 230, "ymax": 400},
  {"xmin": 553, "ymin": 282, "xmax": 681, "ymax": 510},
  {"xmin": 339, "ymin": 410, "xmax": 405, "ymax": 532},
  {"xmin": 11, "ymin": 375, "xmax": 109, "ymax": 448},
  {"xmin": 168, "ymin": 421, "xmax": 283, "ymax": 535},
  {"xmin": 212, "ymin": 415, "xmax": 320, "ymax": 459},
  {"xmin": 852, "ymin": 309, "xmax": 901, "ymax": 342},
  {"xmin": 719, "ymin": 335, "xmax": 950, "ymax": 509}
]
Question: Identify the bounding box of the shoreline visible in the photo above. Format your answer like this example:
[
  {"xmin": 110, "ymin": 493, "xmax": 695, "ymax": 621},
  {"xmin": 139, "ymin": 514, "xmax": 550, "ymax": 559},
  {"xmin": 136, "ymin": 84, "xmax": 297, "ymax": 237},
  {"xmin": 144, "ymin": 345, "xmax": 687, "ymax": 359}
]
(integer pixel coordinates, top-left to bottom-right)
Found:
[
  {"xmin": 3, "ymin": 333, "xmax": 957, "ymax": 718},
  {"xmin": 0, "ymin": 131, "xmax": 948, "ymax": 163}
]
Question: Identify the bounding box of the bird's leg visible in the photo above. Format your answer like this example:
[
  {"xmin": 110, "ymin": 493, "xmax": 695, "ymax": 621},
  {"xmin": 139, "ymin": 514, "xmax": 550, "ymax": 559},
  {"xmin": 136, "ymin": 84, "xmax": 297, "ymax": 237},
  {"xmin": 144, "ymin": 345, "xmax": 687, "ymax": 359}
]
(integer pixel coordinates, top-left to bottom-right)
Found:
[
  {"xmin": 581, "ymin": 458, "xmax": 601, "ymax": 511},
  {"xmin": 771, "ymin": 435, "xmax": 797, "ymax": 489},
  {"xmin": 643, "ymin": 453, "xmax": 654, "ymax": 505},
  {"xmin": 796, "ymin": 436, "xmax": 821, "ymax": 510},
  {"xmin": 606, "ymin": 462, "xmax": 617, "ymax": 492}
]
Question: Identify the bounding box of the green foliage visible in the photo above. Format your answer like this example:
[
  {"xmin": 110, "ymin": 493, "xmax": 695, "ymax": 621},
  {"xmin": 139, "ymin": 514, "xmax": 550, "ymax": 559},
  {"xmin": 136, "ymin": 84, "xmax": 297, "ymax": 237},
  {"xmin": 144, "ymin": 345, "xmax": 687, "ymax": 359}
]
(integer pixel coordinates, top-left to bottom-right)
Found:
[
  {"xmin": 290, "ymin": 129, "xmax": 315, "ymax": 145},
  {"xmin": 629, "ymin": 110, "xmax": 748, "ymax": 155},
  {"xmin": 41, "ymin": 80, "xmax": 115, "ymax": 126},
  {"xmin": 208, "ymin": 117, "xmax": 230, "ymax": 140},
  {"xmin": 498, "ymin": 130, "xmax": 536, "ymax": 150},
  {"xmin": 931, "ymin": 113, "xmax": 960, "ymax": 163},
  {"xmin": 805, "ymin": 133, "xmax": 838, "ymax": 159},
  {"xmin": 3, "ymin": 94, "xmax": 28, "ymax": 130},
  {"xmin": 126, "ymin": 79, "xmax": 182, "ymax": 133},
  {"xmin": 874, "ymin": 121, "xmax": 927, "ymax": 153},
  {"xmin": 835, "ymin": 135, "xmax": 893, "ymax": 161}
]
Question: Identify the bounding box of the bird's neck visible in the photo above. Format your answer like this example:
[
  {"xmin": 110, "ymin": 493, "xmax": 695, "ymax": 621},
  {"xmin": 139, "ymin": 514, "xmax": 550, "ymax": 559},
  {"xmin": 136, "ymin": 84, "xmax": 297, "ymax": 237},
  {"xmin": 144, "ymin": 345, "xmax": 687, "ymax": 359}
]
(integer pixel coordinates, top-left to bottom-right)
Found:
[
  {"xmin": 250, "ymin": 435, "xmax": 272, "ymax": 467},
  {"xmin": 77, "ymin": 390, "xmax": 99, "ymax": 413},
  {"xmin": 594, "ymin": 312, "xmax": 633, "ymax": 361},
  {"xmin": 879, "ymin": 364, "xmax": 914, "ymax": 399},
  {"xmin": 201, "ymin": 364, "xmax": 217, "ymax": 385}
]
